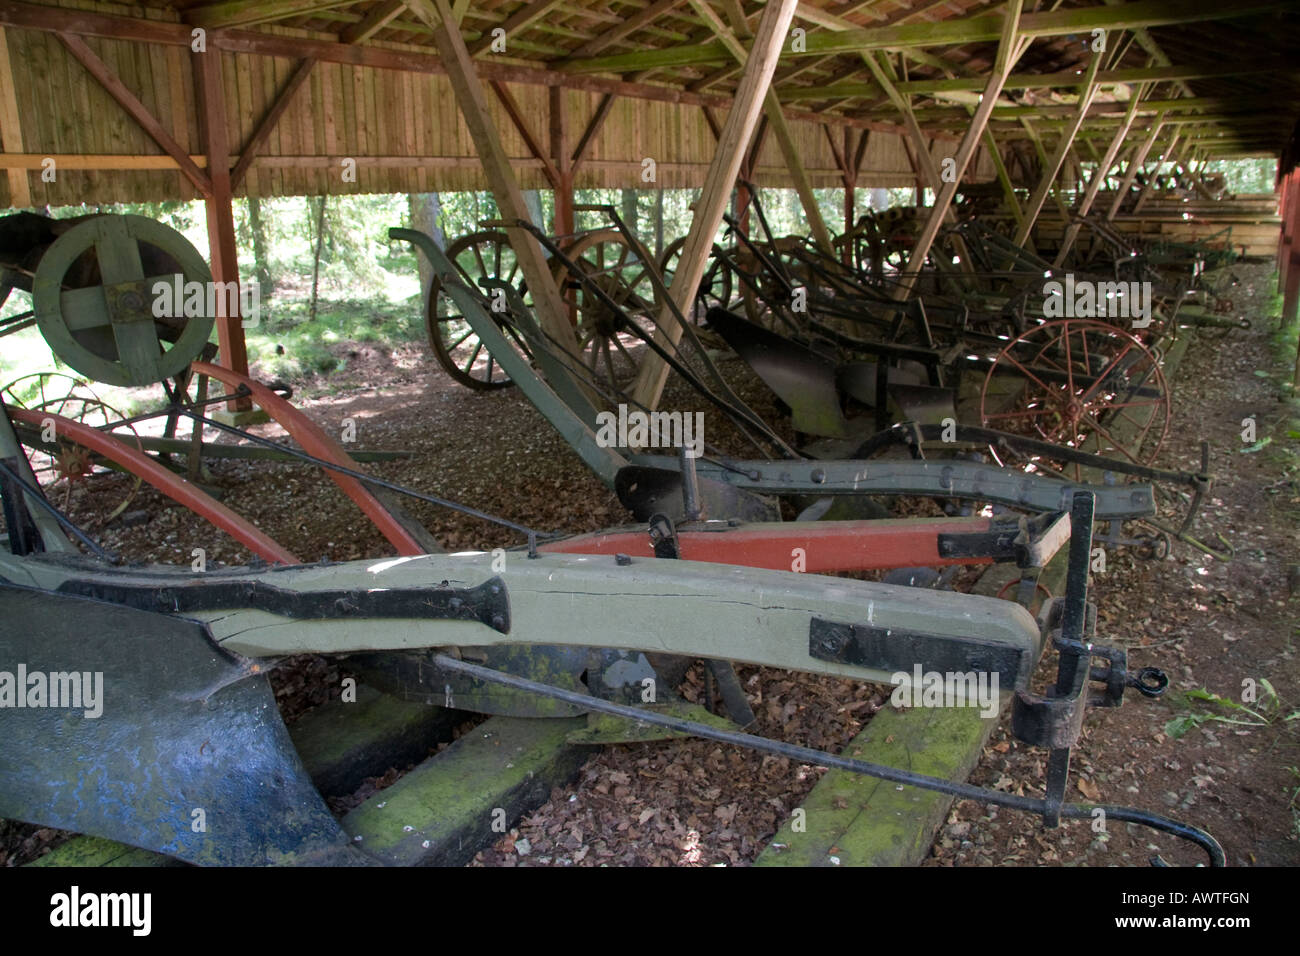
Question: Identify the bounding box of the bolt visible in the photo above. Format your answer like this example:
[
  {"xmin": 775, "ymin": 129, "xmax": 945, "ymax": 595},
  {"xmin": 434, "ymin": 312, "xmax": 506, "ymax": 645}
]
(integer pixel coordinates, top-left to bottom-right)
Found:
[
  {"xmin": 615, "ymin": 553, "xmax": 632, "ymax": 566},
  {"xmin": 491, "ymin": 614, "xmax": 506, "ymax": 630},
  {"xmin": 811, "ymin": 468, "xmax": 826, "ymax": 484}
]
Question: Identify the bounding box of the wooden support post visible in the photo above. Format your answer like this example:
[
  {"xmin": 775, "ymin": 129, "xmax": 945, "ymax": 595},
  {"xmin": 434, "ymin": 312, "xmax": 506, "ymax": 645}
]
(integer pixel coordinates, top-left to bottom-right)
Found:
[
  {"xmin": 1277, "ymin": 167, "xmax": 1296, "ymax": 294},
  {"xmin": 984, "ymin": 129, "xmax": 1023, "ymax": 227},
  {"xmin": 685, "ymin": 0, "xmax": 834, "ymax": 256},
  {"xmin": 192, "ymin": 46, "xmax": 250, "ymax": 393},
  {"xmin": 893, "ymin": 0, "xmax": 1024, "ymax": 299},
  {"xmin": 1053, "ymin": 85, "xmax": 1144, "ymax": 266},
  {"xmin": 1012, "ymin": 51, "xmax": 1101, "ymax": 249},
  {"xmin": 407, "ymin": 0, "xmax": 575, "ymax": 351},
  {"xmin": 0, "ymin": 26, "xmax": 29, "ymax": 207},
  {"xmin": 630, "ymin": 0, "xmax": 799, "ymax": 409},
  {"xmin": 1106, "ymin": 111, "xmax": 1166, "ymax": 220},
  {"xmin": 1282, "ymin": 168, "xmax": 1300, "ymax": 340},
  {"xmin": 549, "ymin": 86, "xmax": 574, "ymax": 239}
]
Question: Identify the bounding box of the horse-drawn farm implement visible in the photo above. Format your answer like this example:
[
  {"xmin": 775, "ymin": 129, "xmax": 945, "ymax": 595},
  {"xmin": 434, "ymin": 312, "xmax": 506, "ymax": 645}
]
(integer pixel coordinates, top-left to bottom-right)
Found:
[{"xmin": 0, "ymin": 210, "xmax": 1230, "ymax": 866}]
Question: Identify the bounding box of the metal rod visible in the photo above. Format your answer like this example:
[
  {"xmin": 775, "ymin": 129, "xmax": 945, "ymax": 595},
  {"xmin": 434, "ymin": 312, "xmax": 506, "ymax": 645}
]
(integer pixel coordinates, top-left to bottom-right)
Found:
[
  {"xmin": 0, "ymin": 458, "xmax": 118, "ymax": 563},
  {"xmin": 431, "ymin": 652, "xmax": 1223, "ymax": 866}
]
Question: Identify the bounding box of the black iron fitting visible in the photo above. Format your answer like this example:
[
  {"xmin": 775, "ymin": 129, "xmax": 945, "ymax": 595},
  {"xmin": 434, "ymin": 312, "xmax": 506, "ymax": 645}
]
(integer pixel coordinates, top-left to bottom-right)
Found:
[{"xmin": 53, "ymin": 574, "xmax": 512, "ymax": 633}]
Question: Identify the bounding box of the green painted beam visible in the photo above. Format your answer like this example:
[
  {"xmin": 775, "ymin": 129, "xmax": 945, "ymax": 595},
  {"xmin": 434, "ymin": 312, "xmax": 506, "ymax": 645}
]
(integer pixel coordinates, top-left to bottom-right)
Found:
[{"xmin": 560, "ymin": 0, "xmax": 1291, "ymax": 73}]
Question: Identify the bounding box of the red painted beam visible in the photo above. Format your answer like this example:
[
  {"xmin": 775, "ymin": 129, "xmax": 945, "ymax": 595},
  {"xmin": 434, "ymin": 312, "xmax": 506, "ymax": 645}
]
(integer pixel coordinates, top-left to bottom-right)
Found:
[
  {"xmin": 541, "ymin": 516, "xmax": 999, "ymax": 573},
  {"xmin": 193, "ymin": 362, "xmax": 427, "ymax": 556},
  {"xmin": 8, "ymin": 407, "xmax": 299, "ymax": 564}
]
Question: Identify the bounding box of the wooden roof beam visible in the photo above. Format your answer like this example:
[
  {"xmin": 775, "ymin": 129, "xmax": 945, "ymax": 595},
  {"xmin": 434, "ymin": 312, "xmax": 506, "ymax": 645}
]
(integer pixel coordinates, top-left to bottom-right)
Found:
[
  {"xmin": 894, "ymin": 0, "xmax": 1026, "ymax": 299},
  {"xmin": 339, "ymin": 0, "xmax": 406, "ymax": 43},
  {"xmin": 469, "ymin": 0, "xmax": 570, "ymax": 57},
  {"xmin": 561, "ymin": 0, "xmax": 1292, "ymax": 73},
  {"xmin": 188, "ymin": 0, "xmax": 356, "ymax": 30}
]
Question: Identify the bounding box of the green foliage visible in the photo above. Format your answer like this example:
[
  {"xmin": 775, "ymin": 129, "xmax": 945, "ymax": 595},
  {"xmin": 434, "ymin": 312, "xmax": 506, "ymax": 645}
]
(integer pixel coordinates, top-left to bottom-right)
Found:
[
  {"xmin": 1200, "ymin": 157, "xmax": 1278, "ymax": 195},
  {"xmin": 1165, "ymin": 680, "xmax": 1299, "ymax": 739}
]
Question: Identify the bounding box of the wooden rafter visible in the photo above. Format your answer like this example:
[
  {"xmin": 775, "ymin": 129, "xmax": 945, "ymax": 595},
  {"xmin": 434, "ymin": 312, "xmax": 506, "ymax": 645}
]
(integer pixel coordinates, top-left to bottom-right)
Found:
[
  {"xmin": 469, "ymin": 0, "xmax": 569, "ymax": 57},
  {"xmin": 563, "ymin": 0, "xmax": 1292, "ymax": 74},
  {"xmin": 188, "ymin": 0, "xmax": 356, "ymax": 31},
  {"xmin": 893, "ymin": 0, "xmax": 1025, "ymax": 299},
  {"xmin": 339, "ymin": 0, "xmax": 406, "ymax": 43},
  {"xmin": 1053, "ymin": 83, "xmax": 1147, "ymax": 266},
  {"xmin": 1013, "ymin": 52, "xmax": 1103, "ymax": 249}
]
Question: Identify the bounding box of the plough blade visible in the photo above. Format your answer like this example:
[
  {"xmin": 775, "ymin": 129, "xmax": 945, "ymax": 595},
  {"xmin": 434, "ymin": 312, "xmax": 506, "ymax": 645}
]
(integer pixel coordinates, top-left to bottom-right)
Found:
[{"xmin": 0, "ymin": 584, "xmax": 364, "ymax": 866}]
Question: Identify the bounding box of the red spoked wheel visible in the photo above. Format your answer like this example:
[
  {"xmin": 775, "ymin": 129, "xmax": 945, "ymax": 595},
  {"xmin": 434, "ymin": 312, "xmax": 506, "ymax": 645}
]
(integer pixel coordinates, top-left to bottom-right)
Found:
[{"xmin": 979, "ymin": 319, "xmax": 1171, "ymax": 481}]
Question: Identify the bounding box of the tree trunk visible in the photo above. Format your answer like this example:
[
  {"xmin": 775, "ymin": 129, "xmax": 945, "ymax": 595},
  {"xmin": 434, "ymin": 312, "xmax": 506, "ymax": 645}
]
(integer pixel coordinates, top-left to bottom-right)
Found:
[
  {"xmin": 247, "ymin": 196, "xmax": 273, "ymax": 295},
  {"xmin": 522, "ymin": 190, "xmax": 545, "ymax": 230},
  {"xmin": 407, "ymin": 192, "xmax": 445, "ymax": 296},
  {"xmin": 309, "ymin": 195, "xmax": 326, "ymax": 322},
  {"xmin": 654, "ymin": 188, "xmax": 664, "ymax": 260},
  {"xmin": 621, "ymin": 188, "xmax": 638, "ymax": 236}
]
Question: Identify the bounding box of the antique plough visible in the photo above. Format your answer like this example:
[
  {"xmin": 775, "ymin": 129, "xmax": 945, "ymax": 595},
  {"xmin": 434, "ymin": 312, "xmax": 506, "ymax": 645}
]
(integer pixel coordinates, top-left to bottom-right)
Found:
[{"xmin": 0, "ymin": 213, "xmax": 1223, "ymax": 866}]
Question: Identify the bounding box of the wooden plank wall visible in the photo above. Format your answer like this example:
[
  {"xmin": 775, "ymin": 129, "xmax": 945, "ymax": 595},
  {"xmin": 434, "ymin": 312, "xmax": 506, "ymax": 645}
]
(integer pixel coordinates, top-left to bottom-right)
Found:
[{"xmin": 0, "ymin": 21, "xmax": 992, "ymax": 208}]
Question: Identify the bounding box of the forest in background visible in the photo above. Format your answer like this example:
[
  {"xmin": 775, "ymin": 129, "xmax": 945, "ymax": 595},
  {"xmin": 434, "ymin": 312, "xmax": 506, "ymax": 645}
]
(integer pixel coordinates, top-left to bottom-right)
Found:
[{"xmin": 0, "ymin": 154, "xmax": 1278, "ymax": 392}]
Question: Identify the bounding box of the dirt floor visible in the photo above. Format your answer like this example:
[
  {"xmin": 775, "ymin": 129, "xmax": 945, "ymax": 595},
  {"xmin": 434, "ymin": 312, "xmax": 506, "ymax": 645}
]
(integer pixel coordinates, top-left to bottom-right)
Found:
[{"xmin": 2, "ymin": 263, "xmax": 1298, "ymax": 867}]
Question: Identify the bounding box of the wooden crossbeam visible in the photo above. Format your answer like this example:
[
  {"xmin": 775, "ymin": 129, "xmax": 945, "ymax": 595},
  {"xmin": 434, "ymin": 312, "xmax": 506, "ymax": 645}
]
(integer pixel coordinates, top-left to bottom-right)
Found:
[
  {"xmin": 58, "ymin": 33, "xmax": 212, "ymax": 198},
  {"xmin": 570, "ymin": 93, "xmax": 615, "ymax": 170},
  {"xmin": 630, "ymin": 0, "xmax": 799, "ymax": 410},
  {"xmin": 490, "ymin": 80, "xmax": 562, "ymax": 188}
]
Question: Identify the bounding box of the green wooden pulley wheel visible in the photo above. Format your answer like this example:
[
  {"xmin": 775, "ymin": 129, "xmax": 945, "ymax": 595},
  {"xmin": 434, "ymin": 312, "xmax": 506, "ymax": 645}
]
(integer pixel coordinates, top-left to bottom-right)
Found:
[{"xmin": 33, "ymin": 215, "xmax": 215, "ymax": 387}]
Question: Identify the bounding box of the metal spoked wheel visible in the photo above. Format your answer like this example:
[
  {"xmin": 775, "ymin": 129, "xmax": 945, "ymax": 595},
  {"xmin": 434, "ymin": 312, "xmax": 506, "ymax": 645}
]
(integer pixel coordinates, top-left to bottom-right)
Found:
[
  {"xmin": 551, "ymin": 229, "xmax": 664, "ymax": 394},
  {"xmin": 425, "ymin": 231, "xmax": 534, "ymax": 391},
  {"xmin": 979, "ymin": 319, "xmax": 1171, "ymax": 481},
  {"xmin": 658, "ymin": 238, "xmax": 733, "ymax": 322},
  {"xmin": 2, "ymin": 372, "xmax": 143, "ymax": 527}
]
